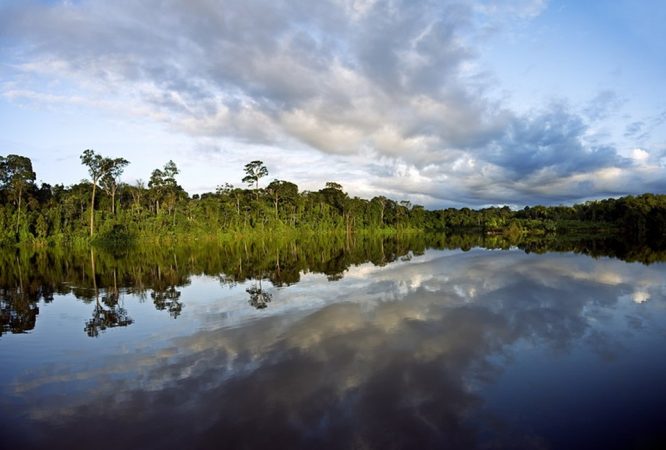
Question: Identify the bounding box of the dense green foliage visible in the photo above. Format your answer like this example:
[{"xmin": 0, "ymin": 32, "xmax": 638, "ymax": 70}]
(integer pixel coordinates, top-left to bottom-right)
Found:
[{"xmin": 1, "ymin": 152, "xmax": 665, "ymax": 246}]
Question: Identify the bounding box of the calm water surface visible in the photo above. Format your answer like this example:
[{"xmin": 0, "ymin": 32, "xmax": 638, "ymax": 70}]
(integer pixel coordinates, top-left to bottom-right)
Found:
[{"xmin": 1, "ymin": 240, "xmax": 666, "ymax": 449}]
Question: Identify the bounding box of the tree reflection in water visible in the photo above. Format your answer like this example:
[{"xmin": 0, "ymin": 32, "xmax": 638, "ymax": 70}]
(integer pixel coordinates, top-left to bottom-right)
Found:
[
  {"xmin": 0, "ymin": 287, "xmax": 40, "ymax": 336},
  {"xmin": 84, "ymin": 249, "xmax": 133, "ymax": 337},
  {"xmin": 151, "ymin": 286, "xmax": 183, "ymax": 318},
  {"xmin": 246, "ymin": 279, "xmax": 272, "ymax": 310},
  {"xmin": 2, "ymin": 231, "xmax": 666, "ymax": 336},
  {"xmin": 84, "ymin": 299, "xmax": 133, "ymax": 337},
  {"xmin": 2, "ymin": 238, "xmax": 666, "ymax": 449}
]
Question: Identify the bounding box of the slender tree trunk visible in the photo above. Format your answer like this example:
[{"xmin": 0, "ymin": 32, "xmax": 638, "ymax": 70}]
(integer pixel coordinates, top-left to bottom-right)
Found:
[
  {"xmin": 16, "ymin": 255, "xmax": 24, "ymax": 295},
  {"xmin": 90, "ymin": 247, "xmax": 97, "ymax": 295},
  {"xmin": 90, "ymin": 182, "xmax": 97, "ymax": 237},
  {"xmin": 15, "ymin": 188, "xmax": 22, "ymax": 234},
  {"xmin": 274, "ymin": 195, "xmax": 279, "ymax": 220}
]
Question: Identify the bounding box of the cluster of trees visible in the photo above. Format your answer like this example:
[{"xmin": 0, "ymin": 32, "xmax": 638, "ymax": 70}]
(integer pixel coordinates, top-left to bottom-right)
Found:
[
  {"xmin": 0, "ymin": 151, "xmax": 430, "ymax": 244},
  {"xmin": 1, "ymin": 151, "xmax": 666, "ymax": 246}
]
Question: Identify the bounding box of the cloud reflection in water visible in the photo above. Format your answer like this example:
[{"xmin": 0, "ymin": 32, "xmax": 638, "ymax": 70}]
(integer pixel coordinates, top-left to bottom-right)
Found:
[{"xmin": 3, "ymin": 250, "xmax": 666, "ymax": 449}]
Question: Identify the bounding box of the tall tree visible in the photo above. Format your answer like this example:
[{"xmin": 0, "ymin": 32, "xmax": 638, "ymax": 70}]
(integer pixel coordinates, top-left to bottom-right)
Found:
[
  {"xmin": 128, "ymin": 179, "xmax": 146, "ymax": 213},
  {"xmin": 100, "ymin": 157, "xmax": 129, "ymax": 215},
  {"xmin": 80, "ymin": 149, "xmax": 128, "ymax": 237},
  {"xmin": 0, "ymin": 154, "xmax": 36, "ymax": 233},
  {"xmin": 242, "ymin": 161, "xmax": 268, "ymax": 197},
  {"xmin": 266, "ymin": 179, "xmax": 298, "ymax": 221},
  {"xmin": 319, "ymin": 182, "xmax": 347, "ymax": 216},
  {"xmin": 148, "ymin": 160, "xmax": 180, "ymax": 215},
  {"xmin": 371, "ymin": 196, "xmax": 388, "ymax": 227}
]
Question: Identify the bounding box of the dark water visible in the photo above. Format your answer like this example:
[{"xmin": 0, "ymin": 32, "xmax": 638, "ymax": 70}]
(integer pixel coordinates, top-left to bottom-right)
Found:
[{"xmin": 1, "ymin": 235, "xmax": 666, "ymax": 449}]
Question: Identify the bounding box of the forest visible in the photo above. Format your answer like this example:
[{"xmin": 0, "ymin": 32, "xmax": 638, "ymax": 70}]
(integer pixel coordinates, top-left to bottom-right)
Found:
[{"xmin": 1, "ymin": 150, "xmax": 666, "ymax": 246}]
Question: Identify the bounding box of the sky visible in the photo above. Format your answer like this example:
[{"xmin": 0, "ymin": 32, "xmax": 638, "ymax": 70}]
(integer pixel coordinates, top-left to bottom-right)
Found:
[{"xmin": 0, "ymin": 0, "xmax": 665, "ymax": 208}]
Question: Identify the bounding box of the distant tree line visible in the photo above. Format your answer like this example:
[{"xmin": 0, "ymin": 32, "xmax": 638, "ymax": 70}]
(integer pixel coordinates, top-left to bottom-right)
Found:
[{"xmin": 1, "ymin": 151, "xmax": 665, "ymax": 245}]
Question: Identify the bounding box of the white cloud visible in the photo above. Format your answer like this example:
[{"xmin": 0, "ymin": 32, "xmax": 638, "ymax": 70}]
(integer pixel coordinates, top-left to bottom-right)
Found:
[
  {"xmin": 631, "ymin": 290, "xmax": 650, "ymax": 304},
  {"xmin": 0, "ymin": 0, "xmax": 664, "ymax": 206},
  {"xmin": 631, "ymin": 148, "xmax": 649, "ymax": 163}
]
